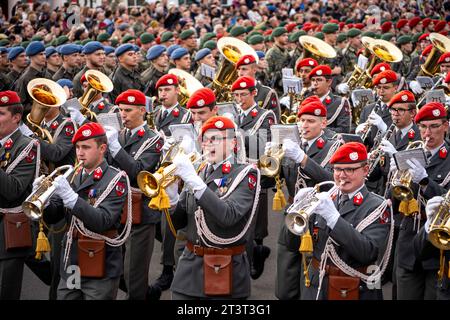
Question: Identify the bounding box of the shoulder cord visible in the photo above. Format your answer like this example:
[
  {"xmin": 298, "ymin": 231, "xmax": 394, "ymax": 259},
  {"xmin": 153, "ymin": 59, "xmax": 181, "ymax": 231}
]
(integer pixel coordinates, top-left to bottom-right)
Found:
[
  {"xmin": 439, "ymin": 171, "xmax": 450, "ymax": 188},
  {"xmin": 320, "ymin": 138, "xmax": 343, "ymax": 168},
  {"xmin": 133, "ymin": 134, "xmax": 161, "ymax": 160},
  {"xmin": 326, "ymin": 97, "xmax": 346, "ymax": 126},
  {"xmin": 181, "ymin": 111, "xmax": 191, "ymax": 124},
  {"xmin": 261, "ymin": 88, "xmax": 276, "ymax": 110},
  {"xmin": 248, "ymin": 110, "xmax": 276, "ymax": 136},
  {"xmin": 52, "ymin": 119, "xmax": 70, "ymax": 142},
  {"xmin": 316, "ymin": 200, "xmax": 394, "ymax": 300},
  {"xmin": 194, "ymin": 164, "xmax": 261, "ymax": 248},
  {"xmin": 63, "ymin": 170, "xmax": 132, "ymax": 270}
]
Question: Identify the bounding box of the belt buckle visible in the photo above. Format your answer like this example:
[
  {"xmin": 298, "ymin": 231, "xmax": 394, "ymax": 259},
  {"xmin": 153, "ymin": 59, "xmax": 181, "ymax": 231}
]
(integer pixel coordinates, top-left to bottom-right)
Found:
[{"xmin": 193, "ymin": 245, "xmax": 201, "ymax": 256}]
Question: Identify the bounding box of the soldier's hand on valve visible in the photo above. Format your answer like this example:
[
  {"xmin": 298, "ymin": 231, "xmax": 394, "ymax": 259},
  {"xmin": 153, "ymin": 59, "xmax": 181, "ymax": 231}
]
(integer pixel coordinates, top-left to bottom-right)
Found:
[
  {"xmin": 409, "ymin": 80, "xmax": 423, "ymax": 95},
  {"xmin": 424, "ymin": 196, "xmax": 444, "ymax": 232},
  {"xmin": 293, "ymin": 187, "xmax": 314, "ymax": 204},
  {"xmin": 406, "ymin": 158, "xmax": 428, "ymax": 184},
  {"xmin": 68, "ymin": 106, "xmax": 86, "ymax": 126},
  {"xmin": 264, "ymin": 141, "xmax": 278, "ymax": 154},
  {"xmin": 380, "ymin": 139, "xmax": 397, "ymax": 156},
  {"xmin": 282, "ymin": 138, "xmax": 305, "ymax": 163},
  {"xmin": 104, "ymin": 125, "xmax": 121, "ymax": 155},
  {"xmin": 336, "ymin": 83, "xmax": 350, "ymax": 95},
  {"xmin": 314, "ymin": 192, "xmax": 340, "ymax": 229},
  {"xmin": 53, "ymin": 175, "xmax": 78, "ymax": 209},
  {"xmin": 32, "ymin": 175, "xmax": 46, "ymax": 193},
  {"xmin": 368, "ymin": 113, "xmax": 387, "ymax": 133},
  {"xmin": 173, "ymin": 153, "xmax": 206, "ymax": 194},
  {"xmin": 355, "ymin": 123, "xmax": 367, "ymax": 135}
]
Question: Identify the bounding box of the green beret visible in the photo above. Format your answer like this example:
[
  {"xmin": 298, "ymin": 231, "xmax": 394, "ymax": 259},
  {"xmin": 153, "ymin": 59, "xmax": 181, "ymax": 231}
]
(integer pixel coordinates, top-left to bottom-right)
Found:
[
  {"xmin": 412, "ymin": 33, "xmax": 423, "ymax": 43},
  {"xmin": 272, "ymin": 27, "xmax": 287, "ymax": 38},
  {"xmin": 202, "ymin": 40, "xmax": 217, "ymax": 50},
  {"xmin": 202, "ymin": 32, "xmax": 216, "ymax": 43},
  {"xmin": 314, "ymin": 32, "xmax": 324, "ymax": 40},
  {"xmin": 160, "ymin": 31, "xmax": 174, "ymax": 43},
  {"xmin": 81, "ymin": 39, "xmax": 92, "ymax": 46},
  {"xmin": 121, "ymin": 35, "xmax": 135, "ymax": 44},
  {"xmin": 322, "ymin": 23, "xmax": 339, "ymax": 34},
  {"xmin": 361, "ymin": 31, "xmax": 376, "ymax": 38},
  {"xmin": 31, "ymin": 35, "xmax": 43, "ymax": 42},
  {"xmin": 230, "ymin": 26, "xmax": 246, "ymax": 37},
  {"xmin": 21, "ymin": 41, "xmax": 30, "ymax": 49},
  {"xmin": 381, "ymin": 32, "xmax": 394, "ymax": 41},
  {"xmin": 56, "ymin": 35, "xmax": 69, "ymax": 46},
  {"xmin": 248, "ymin": 34, "xmax": 264, "ymax": 45},
  {"xmin": 288, "ymin": 31, "xmax": 303, "ymax": 43},
  {"xmin": 248, "ymin": 31, "xmax": 262, "ymax": 37},
  {"xmin": 336, "ymin": 33, "xmax": 347, "ymax": 43},
  {"xmin": 140, "ymin": 32, "xmax": 154, "ymax": 44},
  {"xmin": 265, "ymin": 35, "xmax": 273, "ymax": 42},
  {"xmin": 50, "ymin": 39, "xmax": 58, "ymax": 46},
  {"xmin": 179, "ymin": 29, "xmax": 195, "ymax": 40},
  {"xmin": 397, "ymin": 35, "xmax": 412, "ymax": 46},
  {"xmin": 110, "ymin": 38, "xmax": 119, "ymax": 47},
  {"xmin": 345, "ymin": 18, "xmax": 354, "ymax": 24},
  {"xmin": 74, "ymin": 40, "xmax": 82, "ymax": 45},
  {"xmin": 246, "ymin": 26, "xmax": 254, "ymax": 33},
  {"xmin": 373, "ymin": 34, "xmax": 381, "ymax": 39},
  {"xmin": 279, "ymin": 21, "xmax": 288, "ymax": 27},
  {"xmin": 97, "ymin": 33, "xmax": 111, "ymax": 42},
  {"xmin": 347, "ymin": 28, "xmax": 362, "ymax": 38}
]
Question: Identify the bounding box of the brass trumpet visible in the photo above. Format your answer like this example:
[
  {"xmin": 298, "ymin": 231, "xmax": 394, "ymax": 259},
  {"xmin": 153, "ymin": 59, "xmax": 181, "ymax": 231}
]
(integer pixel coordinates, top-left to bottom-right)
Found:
[
  {"xmin": 428, "ymin": 190, "xmax": 450, "ymax": 250},
  {"xmin": 259, "ymin": 147, "xmax": 285, "ymax": 177},
  {"xmin": 22, "ymin": 161, "xmax": 84, "ymax": 220},
  {"xmin": 79, "ymin": 70, "xmax": 113, "ymax": 121}
]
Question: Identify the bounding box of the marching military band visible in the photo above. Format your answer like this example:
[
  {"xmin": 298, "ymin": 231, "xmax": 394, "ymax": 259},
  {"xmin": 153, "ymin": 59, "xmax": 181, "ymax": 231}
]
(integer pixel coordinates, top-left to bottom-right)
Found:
[{"xmin": 0, "ymin": 17, "xmax": 450, "ymax": 302}]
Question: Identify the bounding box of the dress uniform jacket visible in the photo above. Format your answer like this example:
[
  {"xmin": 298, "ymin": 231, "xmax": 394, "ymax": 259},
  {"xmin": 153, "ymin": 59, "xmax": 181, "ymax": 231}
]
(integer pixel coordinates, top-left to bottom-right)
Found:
[
  {"xmin": 359, "ymin": 100, "xmax": 393, "ymax": 149},
  {"xmin": 194, "ymin": 68, "xmax": 213, "ymax": 87},
  {"xmin": 255, "ymin": 81, "xmax": 281, "ymax": 121},
  {"xmin": 73, "ymin": 66, "xmax": 107, "ymax": 99},
  {"xmin": 170, "ymin": 158, "xmax": 258, "ymax": 298},
  {"xmin": 109, "ymin": 125, "xmax": 163, "ymax": 224},
  {"xmin": 110, "ymin": 65, "xmax": 144, "ymax": 104},
  {"xmin": 141, "ymin": 65, "xmax": 166, "ymax": 98},
  {"xmin": 89, "ymin": 97, "xmax": 118, "ymax": 114},
  {"xmin": 154, "ymin": 104, "xmax": 192, "ymax": 137},
  {"xmin": 0, "ymin": 129, "xmax": 38, "ymax": 260},
  {"xmin": 15, "ymin": 66, "xmax": 52, "ymax": 114},
  {"xmin": 43, "ymin": 160, "xmax": 128, "ymax": 280},
  {"xmin": 322, "ymin": 92, "xmax": 352, "ymax": 134},
  {"xmin": 52, "ymin": 66, "xmax": 78, "ymax": 82},
  {"xmin": 0, "ymin": 73, "xmax": 11, "ymax": 91},
  {"xmin": 6, "ymin": 69, "xmax": 22, "ymax": 90}
]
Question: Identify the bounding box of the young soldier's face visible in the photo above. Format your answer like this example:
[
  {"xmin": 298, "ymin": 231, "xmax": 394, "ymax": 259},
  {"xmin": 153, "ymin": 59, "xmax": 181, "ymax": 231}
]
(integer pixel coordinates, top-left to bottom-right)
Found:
[
  {"xmin": 333, "ymin": 163, "xmax": 368, "ymax": 194},
  {"xmin": 375, "ymin": 83, "xmax": 397, "ymax": 103},
  {"xmin": 298, "ymin": 114, "xmax": 326, "ymax": 140},
  {"xmin": 0, "ymin": 108, "xmax": 20, "ymax": 139},
  {"xmin": 190, "ymin": 106, "xmax": 217, "ymax": 124},
  {"xmin": 418, "ymin": 119, "xmax": 449, "ymax": 150},
  {"xmin": 201, "ymin": 129, "xmax": 236, "ymax": 164},
  {"xmin": 158, "ymin": 85, "xmax": 179, "ymax": 108},
  {"xmin": 237, "ymin": 64, "xmax": 256, "ymax": 78},
  {"xmin": 310, "ymin": 76, "xmax": 331, "ymax": 96},
  {"xmin": 298, "ymin": 66, "xmax": 313, "ymax": 84},
  {"xmin": 389, "ymin": 103, "xmax": 416, "ymax": 129},
  {"xmin": 119, "ymin": 104, "xmax": 146, "ymax": 129},
  {"xmin": 233, "ymin": 89, "xmax": 256, "ymax": 110},
  {"xmin": 75, "ymin": 139, "xmax": 106, "ymax": 171}
]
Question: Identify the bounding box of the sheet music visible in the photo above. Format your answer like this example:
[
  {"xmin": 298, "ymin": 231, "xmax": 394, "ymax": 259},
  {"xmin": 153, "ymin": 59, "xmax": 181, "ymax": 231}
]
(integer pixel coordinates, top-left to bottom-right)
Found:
[
  {"xmin": 169, "ymin": 123, "xmax": 199, "ymax": 152},
  {"xmin": 200, "ymin": 63, "xmax": 216, "ymax": 79},
  {"xmin": 96, "ymin": 113, "xmax": 124, "ymax": 131},
  {"xmin": 282, "ymin": 76, "xmax": 302, "ymax": 95},
  {"xmin": 416, "ymin": 76, "xmax": 434, "ymax": 90},
  {"xmin": 425, "ymin": 89, "xmax": 446, "ymax": 104},
  {"xmin": 216, "ymin": 102, "xmax": 239, "ymax": 124},
  {"xmin": 393, "ymin": 148, "xmax": 427, "ymax": 171},
  {"xmin": 270, "ymin": 124, "xmax": 301, "ymax": 145},
  {"xmin": 282, "ymin": 68, "xmax": 294, "ymax": 78},
  {"xmin": 62, "ymin": 97, "xmax": 82, "ymax": 114},
  {"xmin": 351, "ymin": 89, "xmax": 374, "ymax": 106},
  {"xmin": 357, "ymin": 54, "xmax": 369, "ymax": 69}
]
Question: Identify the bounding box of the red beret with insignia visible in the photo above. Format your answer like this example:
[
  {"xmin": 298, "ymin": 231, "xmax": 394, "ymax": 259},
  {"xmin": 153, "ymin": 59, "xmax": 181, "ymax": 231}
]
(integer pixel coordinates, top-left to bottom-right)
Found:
[
  {"xmin": 200, "ymin": 116, "xmax": 235, "ymax": 136},
  {"xmin": 231, "ymin": 76, "xmax": 256, "ymax": 91},
  {"xmin": 438, "ymin": 52, "xmax": 450, "ymax": 64},
  {"xmin": 308, "ymin": 65, "xmax": 332, "ymax": 79},
  {"xmin": 418, "ymin": 33, "xmax": 430, "ymax": 42},
  {"xmin": 372, "ymin": 70, "xmax": 398, "ymax": 86},
  {"xmin": 296, "ymin": 58, "xmax": 318, "ymax": 71},
  {"xmin": 415, "ymin": 102, "xmax": 447, "ymax": 123},
  {"xmin": 115, "ymin": 89, "xmax": 146, "ymax": 106},
  {"xmin": 300, "ymin": 95, "xmax": 322, "ymax": 108},
  {"xmin": 435, "ymin": 20, "xmax": 446, "ymax": 32},
  {"xmin": 186, "ymin": 87, "xmax": 216, "ymax": 109},
  {"xmin": 72, "ymin": 122, "xmax": 106, "ymax": 144},
  {"xmin": 409, "ymin": 17, "xmax": 421, "ymax": 28},
  {"xmin": 381, "ymin": 21, "xmax": 392, "ymax": 33},
  {"xmin": 387, "ymin": 90, "xmax": 415, "ymax": 107},
  {"xmin": 0, "ymin": 91, "xmax": 21, "ymax": 106},
  {"xmin": 330, "ymin": 142, "xmax": 367, "ymax": 164},
  {"xmin": 445, "ymin": 72, "xmax": 450, "ymax": 84},
  {"xmin": 421, "ymin": 44, "xmax": 433, "ymax": 59},
  {"xmin": 370, "ymin": 62, "xmax": 391, "ymax": 77},
  {"xmin": 236, "ymin": 54, "xmax": 256, "ymax": 69},
  {"xmin": 422, "ymin": 18, "xmax": 432, "ymax": 28},
  {"xmin": 155, "ymin": 74, "xmax": 178, "ymax": 89},
  {"xmin": 396, "ymin": 19, "xmax": 408, "ymax": 29},
  {"xmin": 297, "ymin": 101, "xmax": 327, "ymax": 118}
]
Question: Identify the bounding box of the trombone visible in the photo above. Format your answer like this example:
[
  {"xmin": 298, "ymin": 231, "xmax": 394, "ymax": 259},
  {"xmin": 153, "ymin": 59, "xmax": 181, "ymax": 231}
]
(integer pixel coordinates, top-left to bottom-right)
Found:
[
  {"xmin": 78, "ymin": 70, "xmax": 113, "ymax": 122},
  {"xmin": 428, "ymin": 190, "xmax": 450, "ymax": 250}
]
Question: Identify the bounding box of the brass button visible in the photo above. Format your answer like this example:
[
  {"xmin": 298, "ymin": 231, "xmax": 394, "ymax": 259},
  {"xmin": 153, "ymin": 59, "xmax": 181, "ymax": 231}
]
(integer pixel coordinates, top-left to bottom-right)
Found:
[
  {"xmin": 16, "ymin": 222, "xmax": 22, "ymax": 228},
  {"xmin": 89, "ymin": 251, "xmax": 94, "ymax": 258}
]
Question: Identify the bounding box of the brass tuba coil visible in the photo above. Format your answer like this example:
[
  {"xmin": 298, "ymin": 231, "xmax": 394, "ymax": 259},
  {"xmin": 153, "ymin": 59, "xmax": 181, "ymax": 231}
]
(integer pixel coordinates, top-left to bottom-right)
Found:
[
  {"xmin": 428, "ymin": 190, "xmax": 450, "ymax": 250},
  {"xmin": 79, "ymin": 70, "xmax": 113, "ymax": 121},
  {"xmin": 419, "ymin": 33, "xmax": 450, "ymax": 77},
  {"xmin": 299, "ymin": 36, "xmax": 337, "ymax": 64},
  {"xmin": 168, "ymin": 68, "xmax": 204, "ymax": 107}
]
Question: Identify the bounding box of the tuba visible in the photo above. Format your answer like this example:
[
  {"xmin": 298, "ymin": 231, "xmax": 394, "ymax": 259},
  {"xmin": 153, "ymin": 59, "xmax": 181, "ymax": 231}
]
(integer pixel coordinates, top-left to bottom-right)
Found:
[
  {"xmin": 168, "ymin": 68, "xmax": 204, "ymax": 107},
  {"xmin": 212, "ymin": 37, "xmax": 259, "ymax": 103},
  {"xmin": 22, "ymin": 161, "xmax": 83, "ymax": 220},
  {"xmin": 299, "ymin": 35, "xmax": 337, "ymax": 64},
  {"xmin": 346, "ymin": 37, "xmax": 374, "ymax": 91},
  {"xmin": 78, "ymin": 70, "xmax": 114, "ymax": 121},
  {"xmin": 27, "ymin": 78, "xmax": 67, "ymax": 143},
  {"xmin": 285, "ymin": 181, "xmax": 338, "ymax": 236},
  {"xmin": 418, "ymin": 33, "xmax": 450, "ymax": 77},
  {"xmin": 428, "ymin": 190, "xmax": 450, "ymax": 250}
]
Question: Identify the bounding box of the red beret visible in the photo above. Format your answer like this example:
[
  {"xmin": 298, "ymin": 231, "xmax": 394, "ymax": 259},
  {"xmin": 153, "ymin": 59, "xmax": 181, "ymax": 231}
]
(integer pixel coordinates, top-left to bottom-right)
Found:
[
  {"xmin": 300, "ymin": 95, "xmax": 322, "ymax": 108},
  {"xmin": 381, "ymin": 21, "xmax": 392, "ymax": 33},
  {"xmin": 236, "ymin": 54, "xmax": 256, "ymax": 69},
  {"xmin": 440, "ymin": 30, "xmax": 449, "ymax": 36},
  {"xmin": 330, "ymin": 19, "xmax": 339, "ymax": 24},
  {"xmin": 263, "ymin": 30, "xmax": 273, "ymax": 36},
  {"xmin": 418, "ymin": 33, "xmax": 430, "ymax": 41},
  {"xmin": 186, "ymin": 87, "xmax": 216, "ymax": 109},
  {"xmin": 72, "ymin": 122, "xmax": 106, "ymax": 144},
  {"xmin": 435, "ymin": 20, "xmax": 446, "ymax": 32},
  {"xmin": 155, "ymin": 74, "xmax": 178, "ymax": 89},
  {"xmin": 445, "ymin": 71, "xmax": 450, "ymax": 84},
  {"xmin": 387, "ymin": 90, "xmax": 415, "ymax": 107},
  {"xmin": 200, "ymin": 116, "xmax": 235, "ymax": 136},
  {"xmin": 415, "ymin": 102, "xmax": 447, "ymax": 123},
  {"xmin": 354, "ymin": 23, "xmax": 365, "ymax": 30},
  {"xmin": 0, "ymin": 91, "xmax": 21, "ymax": 106},
  {"xmin": 372, "ymin": 70, "xmax": 398, "ymax": 86},
  {"xmin": 286, "ymin": 23, "xmax": 297, "ymax": 33},
  {"xmin": 302, "ymin": 23, "xmax": 313, "ymax": 32},
  {"xmin": 409, "ymin": 17, "xmax": 421, "ymax": 28},
  {"xmin": 316, "ymin": 24, "xmax": 323, "ymax": 32},
  {"xmin": 421, "ymin": 44, "xmax": 433, "ymax": 58},
  {"xmin": 308, "ymin": 65, "xmax": 332, "ymax": 78},
  {"xmin": 297, "ymin": 101, "xmax": 326, "ymax": 117},
  {"xmin": 396, "ymin": 19, "xmax": 408, "ymax": 29},
  {"xmin": 155, "ymin": 36, "xmax": 161, "ymax": 44},
  {"xmin": 296, "ymin": 57, "xmax": 318, "ymax": 71},
  {"xmin": 338, "ymin": 22, "xmax": 345, "ymax": 31},
  {"xmin": 330, "ymin": 142, "xmax": 367, "ymax": 164},
  {"xmin": 231, "ymin": 76, "xmax": 256, "ymax": 91},
  {"xmin": 422, "ymin": 18, "xmax": 432, "ymax": 28},
  {"xmin": 347, "ymin": 23, "xmax": 354, "ymax": 29},
  {"xmin": 115, "ymin": 89, "xmax": 146, "ymax": 106},
  {"xmin": 370, "ymin": 62, "xmax": 391, "ymax": 77},
  {"xmin": 80, "ymin": 74, "xmax": 87, "ymax": 84},
  {"xmin": 438, "ymin": 52, "xmax": 450, "ymax": 64}
]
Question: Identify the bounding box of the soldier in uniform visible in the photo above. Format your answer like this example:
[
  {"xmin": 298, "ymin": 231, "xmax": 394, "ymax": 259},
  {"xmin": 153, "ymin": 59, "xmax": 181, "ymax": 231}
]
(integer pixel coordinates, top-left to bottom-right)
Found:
[
  {"xmin": 166, "ymin": 115, "xmax": 260, "ymax": 299},
  {"xmin": 0, "ymin": 91, "xmax": 39, "ymax": 299},
  {"xmin": 42, "ymin": 122, "xmax": 129, "ymax": 300},
  {"xmin": 141, "ymin": 45, "xmax": 168, "ymax": 99},
  {"xmin": 0, "ymin": 48, "xmax": 11, "ymax": 91},
  {"xmin": 309, "ymin": 65, "xmax": 351, "ymax": 133},
  {"xmin": 393, "ymin": 36, "xmax": 413, "ymax": 80},
  {"xmin": 266, "ymin": 27, "xmax": 291, "ymax": 95},
  {"xmin": 45, "ymin": 47, "xmax": 62, "ymax": 78},
  {"xmin": 53, "ymin": 44, "xmax": 82, "ymax": 82},
  {"xmin": 322, "ymin": 23, "xmax": 342, "ymax": 85},
  {"xmin": 137, "ymin": 33, "xmax": 154, "ymax": 74},
  {"xmin": 104, "ymin": 46, "xmax": 117, "ymax": 77},
  {"xmin": 236, "ymin": 54, "xmax": 281, "ymax": 121},
  {"xmin": 6, "ymin": 47, "xmax": 27, "ymax": 91},
  {"xmin": 273, "ymin": 100, "xmax": 335, "ymax": 299},
  {"xmin": 341, "ymin": 28, "xmax": 362, "ymax": 78},
  {"xmin": 110, "ymin": 44, "xmax": 144, "ymax": 104},
  {"xmin": 194, "ymin": 48, "xmax": 215, "ymax": 87},
  {"xmin": 104, "ymin": 89, "xmax": 163, "ymax": 300},
  {"xmin": 178, "ymin": 29, "xmax": 198, "ymax": 72},
  {"xmin": 287, "ymin": 31, "xmax": 304, "ymax": 70},
  {"xmin": 170, "ymin": 47, "xmax": 191, "ymax": 73}
]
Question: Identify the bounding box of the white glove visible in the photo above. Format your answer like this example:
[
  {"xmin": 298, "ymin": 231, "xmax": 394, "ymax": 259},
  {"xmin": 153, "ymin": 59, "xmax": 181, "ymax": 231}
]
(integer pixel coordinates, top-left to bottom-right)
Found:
[
  {"xmin": 32, "ymin": 175, "xmax": 45, "ymax": 193},
  {"xmin": 368, "ymin": 113, "xmax": 387, "ymax": 133},
  {"xmin": 424, "ymin": 196, "xmax": 444, "ymax": 233},
  {"xmin": 19, "ymin": 123, "xmax": 34, "ymax": 137},
  {"xmin": 336, "ymin": 83, "xmax": 350, "ymax": 95},
  {"xmin": 293, "ymin": 187, "xmax": 314, "ymax": 204},
  {"xmin": 279, "ymin": 96, "xmax": 290, "ymax": 108},
  {"xmin": 165, "ymin": 182, "xmax": 179, "ymax": 206},
  {"xmin": 68, "ymin": 106, "xmax": 86, "ymax": 126},
  {"xmin": 104, "ymin": 125, "xmax": 121, "ymax": 157},
  {"xmin": 282, "ymin": 138, "xmax": 305, "ymax": 163},
  {"xmin": 180, "ymin": 135, "xmax": 195, "ymax": 154},
  {"xmin": 409, "ymin": 80, "xmax": 423, "ymax": 95},
  {"xmin": 389, "ymin": 157, "xmax": 397, "ymax": 172},
  {"xmin": 314, "ymin": 192, "xmax": 340, "ymax": 229},
  {"xmin": 406, "ymin": 158, "xmax": 428, "ymax": 184},
  {"xmin": 162, "ymin": 136, "xmax": 175, "ymax": 153},
  {"xmin": 379, "ymin": 139, "xmax": 397, "ymax": 156},
  {"xmin": 355, "ymin": 123, "xmax": 367, "ymax": 135},
  {"xmin": 53, "ymin": 175, "xmax": 78, "ymax": 209},
  {"xmin": 173, "ymin": 153, "xmax": 206, "ymax": 197},
  {"xmin": 264, "ymin": 141, "xmax": 278, "ymax": 154}
]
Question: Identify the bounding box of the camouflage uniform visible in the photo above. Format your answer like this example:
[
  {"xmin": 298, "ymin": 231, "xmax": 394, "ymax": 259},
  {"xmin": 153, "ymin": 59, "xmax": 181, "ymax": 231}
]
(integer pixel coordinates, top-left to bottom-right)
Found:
[{"xmin": 266, "ymin": 44, "xmax": 291, "ymax": 95}]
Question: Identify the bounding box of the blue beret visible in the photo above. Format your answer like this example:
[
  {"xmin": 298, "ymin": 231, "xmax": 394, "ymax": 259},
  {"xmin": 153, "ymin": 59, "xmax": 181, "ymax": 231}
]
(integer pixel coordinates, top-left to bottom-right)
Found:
[
  {"xmin": 82, "ymin": 41, "xmax": 104, "ymax": 54},
  {"xmin": 0, "ymin": 47, "xmax": 7, "ymax": 54},
  {"xmin": 25, "ymin": 41, "xmax": 45, "ymax": 56},
  {"xmin": 115, "ymin": 43, "xmax": 136, "ymax": 57},
  {"xmin": 103, "ymin": 45, "xmax": 115, "ymax": 55},
  {"xmin": 118, "ymin": 23, "xmax": 129, "ymax": 31},
  {"xmin": 45, "ymin": 46, "xmax": 58, "ymax": 58},
  {"xmin": 195, "ymin": 48, "xmax": 211, "ymax": 61},
  {"xmin": 167, "ymin": 44, "xmax": 181, "ymax": 57},
  {"xmin": 8, "ymin": 47, "xmax": 25, "ymax": 61},
  {"xmin": 170, "ymin": 47, "xmax": 189, "ymax": 60},
  {"xmin": 146, "ymin": 45, "xmax": 166, "ymax": 61},
  {"xmin": 256, "ymin": 50, "xmax": 265, "ymax": 59},
  {"xmin": 59, "ymin": 44, "xmax": 81, "ymax": 56},
  {"xmin": 56, "ymin": 78, "xmax": 73, "ymax": 89}
]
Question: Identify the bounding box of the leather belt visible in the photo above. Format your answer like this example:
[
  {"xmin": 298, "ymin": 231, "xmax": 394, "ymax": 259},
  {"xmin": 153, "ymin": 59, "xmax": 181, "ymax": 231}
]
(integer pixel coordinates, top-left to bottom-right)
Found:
[
  {"xmin": 186, "ymin": 241, "xmax": 245, "ymax": 257},
  {"xmin": 73, "ymin": 229, "xmax": 118, "ymax": 240},
  {"xmin": 312, "ymin": 257, "xmax": 368, "ymax": 277}
]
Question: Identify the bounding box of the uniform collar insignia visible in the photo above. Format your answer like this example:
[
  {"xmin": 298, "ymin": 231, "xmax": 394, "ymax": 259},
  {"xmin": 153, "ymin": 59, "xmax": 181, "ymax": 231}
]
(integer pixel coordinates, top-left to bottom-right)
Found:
[
  {"xmin": 439, "ymin": 146, "xmax": 447, "ymax": 159},
  {"xmin": 4, "ymin": 138, "xmax": 13, "ymax": 150},
  {"xmin": 93, "ymin": 167, "xmax": 103, "ymax": 181},
  {"xmin": 353, "ymin": 192, "xmax": 363, "ymax": 206}
]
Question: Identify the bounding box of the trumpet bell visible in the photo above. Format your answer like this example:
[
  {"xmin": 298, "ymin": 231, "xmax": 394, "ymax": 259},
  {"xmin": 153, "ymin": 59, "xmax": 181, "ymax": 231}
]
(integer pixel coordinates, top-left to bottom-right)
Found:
[
  {"xmin": 137, "ymin": 170, "xmax": 162, "ymax": 198},
  {"xmin": 168, "ymin": 68, "xmax": 204, "ymax": 106},
  {"xmin": 259, "ymin": 149, "xmax": 285, "ymax": 177},
  {"xmin": 79, "ymin": 70, "xmax": 113, "ymax": 120},
  {"xmin": 285, "ymin": 211, "xmax": 309, "ymax": 236},
  {"xmin": 391, "ymin": 184, "xmax": 414, "ymax": 202},
  {"xmin": 429, "ymin": 227, "xmax": 450, "ymax": 250},
  {"xmin": 420, "ymin": 33, "xmax": 450, "ymax": 76},
  {"xmin": 299, "ymin": 35, "xmax": 337, "ymax": 61},
  {"xmin": 367, "ymin": 38, "xmax": 403, "ymax": 63},
  {"xmin": 27, "ymin": 78, "xmax": 67, "ymax": 123}
]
